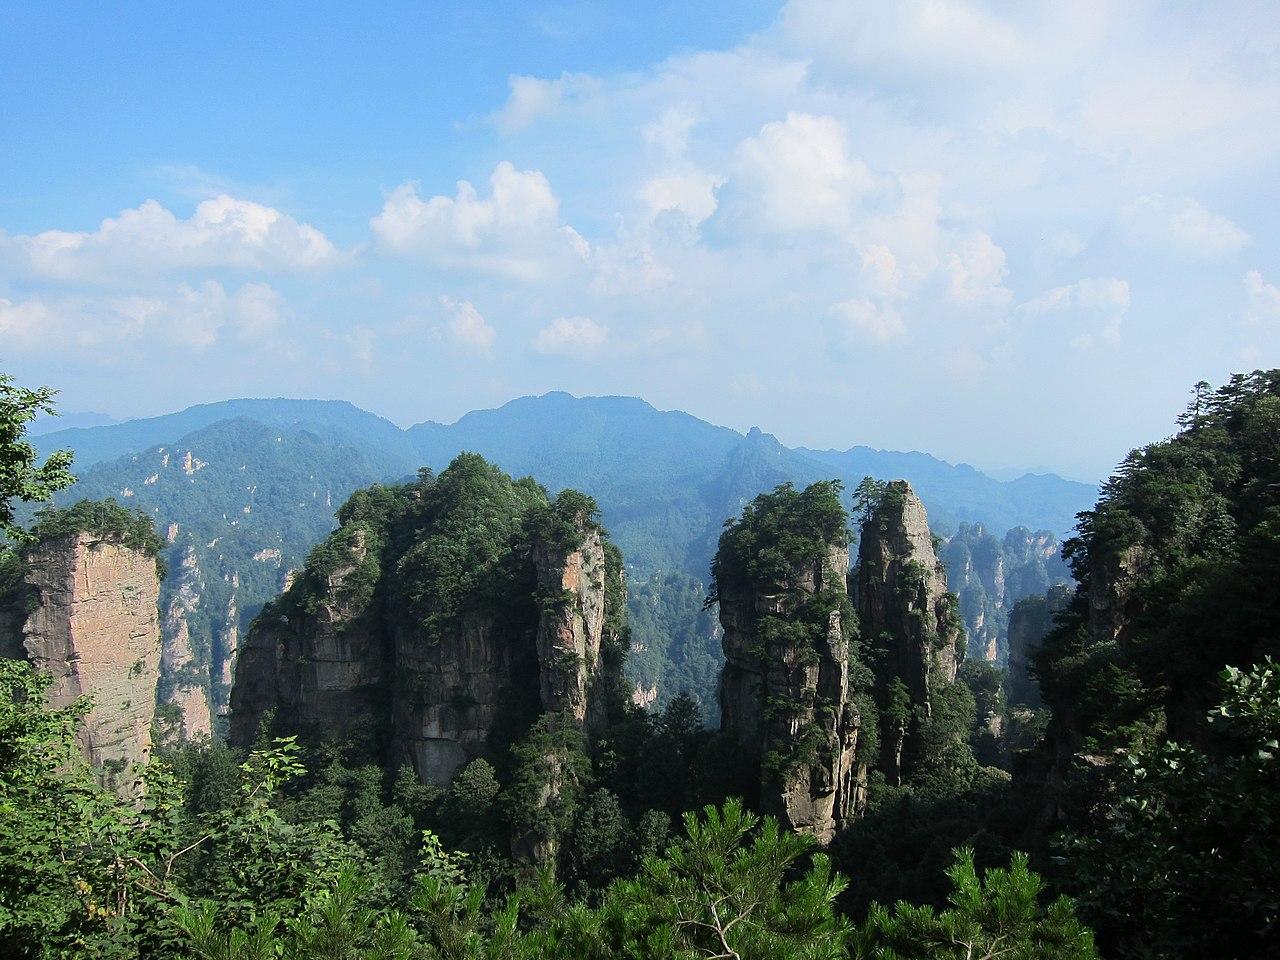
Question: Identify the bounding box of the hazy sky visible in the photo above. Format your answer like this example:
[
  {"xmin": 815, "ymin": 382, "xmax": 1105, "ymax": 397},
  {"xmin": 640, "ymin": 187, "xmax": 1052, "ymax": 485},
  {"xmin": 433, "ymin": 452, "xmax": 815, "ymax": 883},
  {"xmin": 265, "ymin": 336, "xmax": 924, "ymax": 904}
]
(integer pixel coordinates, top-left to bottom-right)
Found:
[{"xmin": 3, "ymin": 1, "xmax": 1278, "ymax": 481}]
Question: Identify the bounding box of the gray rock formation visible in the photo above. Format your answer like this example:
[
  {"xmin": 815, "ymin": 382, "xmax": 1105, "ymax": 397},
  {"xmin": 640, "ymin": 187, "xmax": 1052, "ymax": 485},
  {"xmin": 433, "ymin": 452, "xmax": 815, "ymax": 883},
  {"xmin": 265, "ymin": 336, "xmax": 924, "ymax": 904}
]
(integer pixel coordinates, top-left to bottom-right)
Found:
[
  {"xmin": 16, "ymin": 532, "xmax": 162, "ymax": 794},
  {"xmin": 230, "ymin": 479, "xmax": 622, "ymax": 791},
  {"xmin": 1006, "ymin": 583, "xmax": 1072, "ymax": 708},
  {"xmin": 940, "ymin": 524, "xmax": 1072, "ymax": 665},
  {"xmin": 719, "ymin": 540, "xmax": 865, "ymax": 844},
  {"xmin": 229, "ymin": 527, "xmax": 390, "ymax": 751},
  {"xmin": 854, "ymin": 481, "xmax": 963, "ymax": 785}
]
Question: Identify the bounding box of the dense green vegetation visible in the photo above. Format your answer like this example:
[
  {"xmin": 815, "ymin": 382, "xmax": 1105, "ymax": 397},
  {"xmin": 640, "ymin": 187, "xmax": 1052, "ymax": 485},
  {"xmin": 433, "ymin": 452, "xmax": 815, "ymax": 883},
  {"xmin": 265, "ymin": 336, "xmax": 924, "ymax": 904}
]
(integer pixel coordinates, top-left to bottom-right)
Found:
[
  {"xmin": 7, "ymin": 372, "xmax": 1280, "ymax": 958},
  {"xmin": 1031, "ymin": 371, "xmax": 1280, "ymax": 957},
  {"xmin": 0, "ymin": 374, "xmax": 75, "ymax": 544},
  {"xmin": 625, "ymin": 571, "xmax": 723, "ymax": 724},
  {"xmin": 0, "ymin": 657, "xmax": 1099, "ymax": 959}
]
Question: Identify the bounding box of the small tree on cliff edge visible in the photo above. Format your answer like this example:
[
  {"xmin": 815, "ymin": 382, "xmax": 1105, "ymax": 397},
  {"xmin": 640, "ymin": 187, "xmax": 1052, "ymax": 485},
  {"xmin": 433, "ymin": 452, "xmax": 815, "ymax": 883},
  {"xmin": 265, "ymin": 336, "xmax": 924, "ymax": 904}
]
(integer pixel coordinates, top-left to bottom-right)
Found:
[{"xmin": 0, "ymin": 373, "xmax": 75, "ymax": 542}]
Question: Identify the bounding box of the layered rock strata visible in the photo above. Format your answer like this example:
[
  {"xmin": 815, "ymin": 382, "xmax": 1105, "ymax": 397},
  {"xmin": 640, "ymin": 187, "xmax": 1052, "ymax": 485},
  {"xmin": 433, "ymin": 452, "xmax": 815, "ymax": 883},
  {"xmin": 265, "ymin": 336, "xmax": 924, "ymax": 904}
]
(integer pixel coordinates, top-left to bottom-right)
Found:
[
  {"xmin": 18, "ymin": 532, "xmax": 162, "ymax": 793},
  {"xmin": 231, "ymin": 468, "xmax": 623, "ymax": 791},
  {"xmin": 854, "ymin": 481, "xmax": 963, "ymax": 785},
  {"xmin": 719, "ymin": 537, "xmax": 865, "ymax": 844}
]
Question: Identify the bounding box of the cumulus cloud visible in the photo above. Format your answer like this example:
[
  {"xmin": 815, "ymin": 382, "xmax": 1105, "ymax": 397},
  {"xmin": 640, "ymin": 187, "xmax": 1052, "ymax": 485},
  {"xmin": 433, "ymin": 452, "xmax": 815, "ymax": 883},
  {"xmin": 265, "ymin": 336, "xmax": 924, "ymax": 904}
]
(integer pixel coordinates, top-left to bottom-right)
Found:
[
  {"xmin": 0, "ymin": 196, "xmax": 337, "ymax": 282},
  {"xmin": 441, "ymin": 296, "xmax": 496, "ymax": 353},
  {"xmin": 1122, "ymin": 195, "xmax": 1250, "ymax": 261},
  {"xmin": 833, "ymin": 297, "xmax": 905, "ymax": 345},
  {"xmin": 1020, "ymin": 276, "xmax": 1130, "ymax": 349},
  {"xmin": 1020, "ymin": 277, "xmax": 1131, "ymax": 316},
  {"xmin": 371, "ymin": 162, "xmax": 589, "ymax": 281},
  {"xmin": 532, "ymin": 316, "xmax": 608, "ymax": 357},
  {"xmin": 494, "ymin": 72, "xmax": 598, "ymax": 133},
  {"xmin": 640, "ymin": 170, "xmax": 724, "ymax": 225},
  {"xmin": 1244, "ymin": 270, "xmax": 1280, "ymax": 326},
  {"xmin": 946, "ymin": 233, "xmax": 1012, "ymax": 308},
  {"xmin": 734, "ymin": 113, "xmax": 873, "ymax": 232},
  {"xmin": 0, "ymin": 281, "xmax": 288, "ymax": 356}
]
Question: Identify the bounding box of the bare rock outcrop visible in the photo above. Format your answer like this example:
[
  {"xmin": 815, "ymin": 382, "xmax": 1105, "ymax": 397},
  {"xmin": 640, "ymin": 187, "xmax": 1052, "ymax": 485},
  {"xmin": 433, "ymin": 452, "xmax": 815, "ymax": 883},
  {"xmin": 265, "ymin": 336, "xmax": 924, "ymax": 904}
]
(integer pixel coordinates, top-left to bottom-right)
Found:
[
  {"xmin": 157, "ymin": 545, "xmax": 213, "ymax": 741},
  {"xmin": 20, "ymin": 532, "xmax": 162, "ymax": 793},
  {"xmin": 715, "ymin": 483, "xmax": 866, "ymax": 844},
  {"xmin": 854, "ymin": 481, "xmax": 964, "ymax": 785},
  {"xmin": 230, "ymin": 527, "xmax": 388, "ymax": 749}
]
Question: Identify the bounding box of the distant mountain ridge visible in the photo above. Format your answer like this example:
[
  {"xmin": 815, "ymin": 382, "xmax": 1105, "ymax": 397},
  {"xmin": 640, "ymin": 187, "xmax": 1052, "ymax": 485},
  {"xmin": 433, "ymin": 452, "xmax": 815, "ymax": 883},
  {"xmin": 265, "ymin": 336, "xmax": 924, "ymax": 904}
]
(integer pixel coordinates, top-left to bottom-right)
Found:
[{"xmin": 40, "ymin": 391, "xmax": 1097, "ymax": 574}]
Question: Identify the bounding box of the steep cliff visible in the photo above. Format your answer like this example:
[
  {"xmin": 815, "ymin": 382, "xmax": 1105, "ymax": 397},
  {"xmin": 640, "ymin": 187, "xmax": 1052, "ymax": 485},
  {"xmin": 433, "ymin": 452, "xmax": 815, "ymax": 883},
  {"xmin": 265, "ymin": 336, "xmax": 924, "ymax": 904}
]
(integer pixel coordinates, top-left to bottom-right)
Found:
[
  {"xmin": 853, "ymin": 480, "xmax": 965, "ymax": 785},
  {"xmin": 713, "ymin": 481, "xmax": 869, "ymax": 844},
  {"xmin": 940, "ymin": 524, "xmax": 1071, "ymax": 664},
  {"xmin": 1005, "ymin": 584, "xmax": 1071, "ymax": 708},
  {"xmin": 231, "ymin": 456, "xmax": 627, "ymax": 792},
  {"xmin": 3, "ymin": 502, "xmax": 165, "ymax": 794}
]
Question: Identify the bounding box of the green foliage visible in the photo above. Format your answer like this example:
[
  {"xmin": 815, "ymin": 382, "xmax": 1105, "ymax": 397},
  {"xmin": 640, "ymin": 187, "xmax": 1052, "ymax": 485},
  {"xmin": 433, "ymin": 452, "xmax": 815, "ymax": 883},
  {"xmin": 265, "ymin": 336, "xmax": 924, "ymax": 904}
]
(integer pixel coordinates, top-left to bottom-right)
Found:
[
  {"xmin": 0, "ymin": 374, "xmax": 75, "ymax": 544},
  {"xmin": 529, "ymin": 798, "xmax": 853, "ymax": 960},
  {"xmin": 625, "ymin": 571, "xmax": 724, "ymax": 724},
  {"xmin": 1062, "ymin": 659, "xmax": 1280, "ymax": 959},
  {"xmin": 852, "ymin": 848, "xmax": 1098, "ymax": 959},
  {"xmin": 1039, "ymin": 370, "xmax": 1280, "ymax": 749},
  {"xmin": 710, "ymin": 480, "xmax": 849, "ymax": 602},
  {"xmin": 30, "ymin": 497, "xmax": 166, "ymax": 559},
  {"xmin": 2, "ymin": 667, "xmax": 1102, "ymax": 958},
  {"xmin": 392, "ymin": 453, "xmax": 548, "ymax": 642}
]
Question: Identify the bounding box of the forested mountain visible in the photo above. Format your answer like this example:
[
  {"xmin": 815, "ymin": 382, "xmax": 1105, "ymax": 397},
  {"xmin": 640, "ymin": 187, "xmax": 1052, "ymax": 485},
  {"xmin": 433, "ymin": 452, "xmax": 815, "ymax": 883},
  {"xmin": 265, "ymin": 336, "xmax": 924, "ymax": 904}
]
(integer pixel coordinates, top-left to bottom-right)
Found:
[{"xmin": 57, "ymin": 418, "xmax": 404, "ymax": 738}]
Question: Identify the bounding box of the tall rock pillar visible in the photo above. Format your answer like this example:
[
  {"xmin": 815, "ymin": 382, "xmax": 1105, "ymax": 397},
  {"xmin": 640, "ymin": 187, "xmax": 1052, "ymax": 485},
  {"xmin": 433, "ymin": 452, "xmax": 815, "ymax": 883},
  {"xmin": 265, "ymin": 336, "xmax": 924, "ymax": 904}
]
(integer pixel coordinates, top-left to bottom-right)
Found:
[
  {"xmin": 21, "ymin": 532, "xmax": 162, "ymax": 794},
  {"xmin": 854, "ymin": 480, "xmax": 964, "ymax": 784}
]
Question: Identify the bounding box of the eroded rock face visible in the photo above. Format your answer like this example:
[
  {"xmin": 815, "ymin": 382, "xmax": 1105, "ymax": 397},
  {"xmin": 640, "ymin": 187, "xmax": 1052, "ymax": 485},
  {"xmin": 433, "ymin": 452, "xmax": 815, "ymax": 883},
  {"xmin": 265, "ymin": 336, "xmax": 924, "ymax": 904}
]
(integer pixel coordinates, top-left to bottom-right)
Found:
[
  {"xmin": 854, "ymin": 481, "xmax": 962, "ymax": 784},
  {"xmin": 940, "ymin": 524, "xmax": 1070, "ymax": 665},
  {"xmin": 1006, "ymin": 584, "xmax": 1072, "ymax": 708},
  {"xmin": 229, "ymin": 529, "xmax": 388, "ymax": 749},
  {"xmin": 719, "ymin": 542, "xmax": 864, "ymax": 844},
  {"xmin": 21, "ymin": 533, "xmax": 161, "ymax": 793},
  {"xmin": 158, "ymin": 545, "xmax": 213, "ymax": 741},
  {"xmin": 231, "ymin": 493, "xmax": 620, "ymax": 791},
  {"xmin": 534, "ymin": 525, "xmax": 609, "ymax": 735}
]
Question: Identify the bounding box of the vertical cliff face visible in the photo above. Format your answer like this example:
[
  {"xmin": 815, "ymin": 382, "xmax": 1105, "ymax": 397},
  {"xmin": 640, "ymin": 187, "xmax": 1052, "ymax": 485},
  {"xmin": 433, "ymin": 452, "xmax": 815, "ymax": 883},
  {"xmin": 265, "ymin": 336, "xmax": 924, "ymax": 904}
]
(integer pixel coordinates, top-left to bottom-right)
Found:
[
  {"xmin": 157, "ymin": 545, "xmax": 213, "ymax": 742},
  {"xmin": 231, "ymin": 458, "xmax": 626, "ymax": 797},
  {"xmin": 533, "ymin": 521, "xmax": 611, "ymax": 735},
  {"xmin": 1006, "ymin": 584, "xmax": 1072, "ymax": 709},
  {"xmin": 714, "ymin": 482, "xmax": 866, "ymax": 844},
  {"xmin": 854, "ymin": 481, "xmax": 963, "ymax": 785},
  {"xmin": 940, "ymin": 524, "xmax": 1071, "ymax": 665},
  {"xmin": 230, "ymin": 527, "xmax": 388, "ymax": 749},
  {"xmin": 20, "ymin": 532, "xmax": 162, "ymax": 793}
]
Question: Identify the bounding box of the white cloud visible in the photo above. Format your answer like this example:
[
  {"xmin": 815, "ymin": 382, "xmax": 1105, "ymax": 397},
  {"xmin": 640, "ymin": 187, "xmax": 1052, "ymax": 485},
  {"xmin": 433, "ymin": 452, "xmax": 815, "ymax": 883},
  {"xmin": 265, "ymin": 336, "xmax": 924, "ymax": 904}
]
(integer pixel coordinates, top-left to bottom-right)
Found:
[
  {"xmin": 0, "ymin": 281, "xmax": 288, "ymax": 355},
  {"xmin": 859, "ymin": 245, "xmax": 901, "ymax": 298},
  {"xmin": 734, "ymin": 113, "xmax": 873, "ymax": 232},
  {"xmin": 833, "ymin": 297, "xmax": 905, "ymax": 345},
  {"xmin": 1244, "ymin": 270, "xmax": 1280, "ymax": 326},
  {"xmin": 1021, "ymin": 277, "xmax": 1130, "ymax": 317},
  {"xmin": 0, "ymin": 196, "xmax": 337, "ymax": 282},
  {"xmin": 532, "ymin": 316, "xmax": 608, "ymax": 357},
  {"xmin": 643, "ymin": 105, "xmax": 699, "ymax": 160},
  {"xmin": 1020, "ymin": 276, "xmax": 1129, "ymax": 349},
  {"xmin": 946, "ymin": 233, "xmax": 1011, "ymax": 308},
  {"xmin": 441, "ymin": 296, "xmax": 496, "ymax": 353},
  {"xmin": 640, "ymin": 170, "xmax": 724, "ymax": 225},
  {"xmin": 371, "ymin": 162, "xmax": 588, "ymax": 281},
  {"xmin": 494, "ymin": 73, "xmax": 598, "ymax": 133},
  {"xmin": 1122, "ymin": 195, "xmax": 1250, "ymax": 261}
]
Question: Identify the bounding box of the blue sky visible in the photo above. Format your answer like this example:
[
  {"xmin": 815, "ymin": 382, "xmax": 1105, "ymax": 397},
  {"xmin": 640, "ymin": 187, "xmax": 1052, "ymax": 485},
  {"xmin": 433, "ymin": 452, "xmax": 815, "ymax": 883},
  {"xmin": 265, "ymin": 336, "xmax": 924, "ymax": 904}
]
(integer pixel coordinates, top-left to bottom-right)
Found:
[{"xmin": 3, "ymin": 0, "xmax": 1278, "ymax": 481}]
